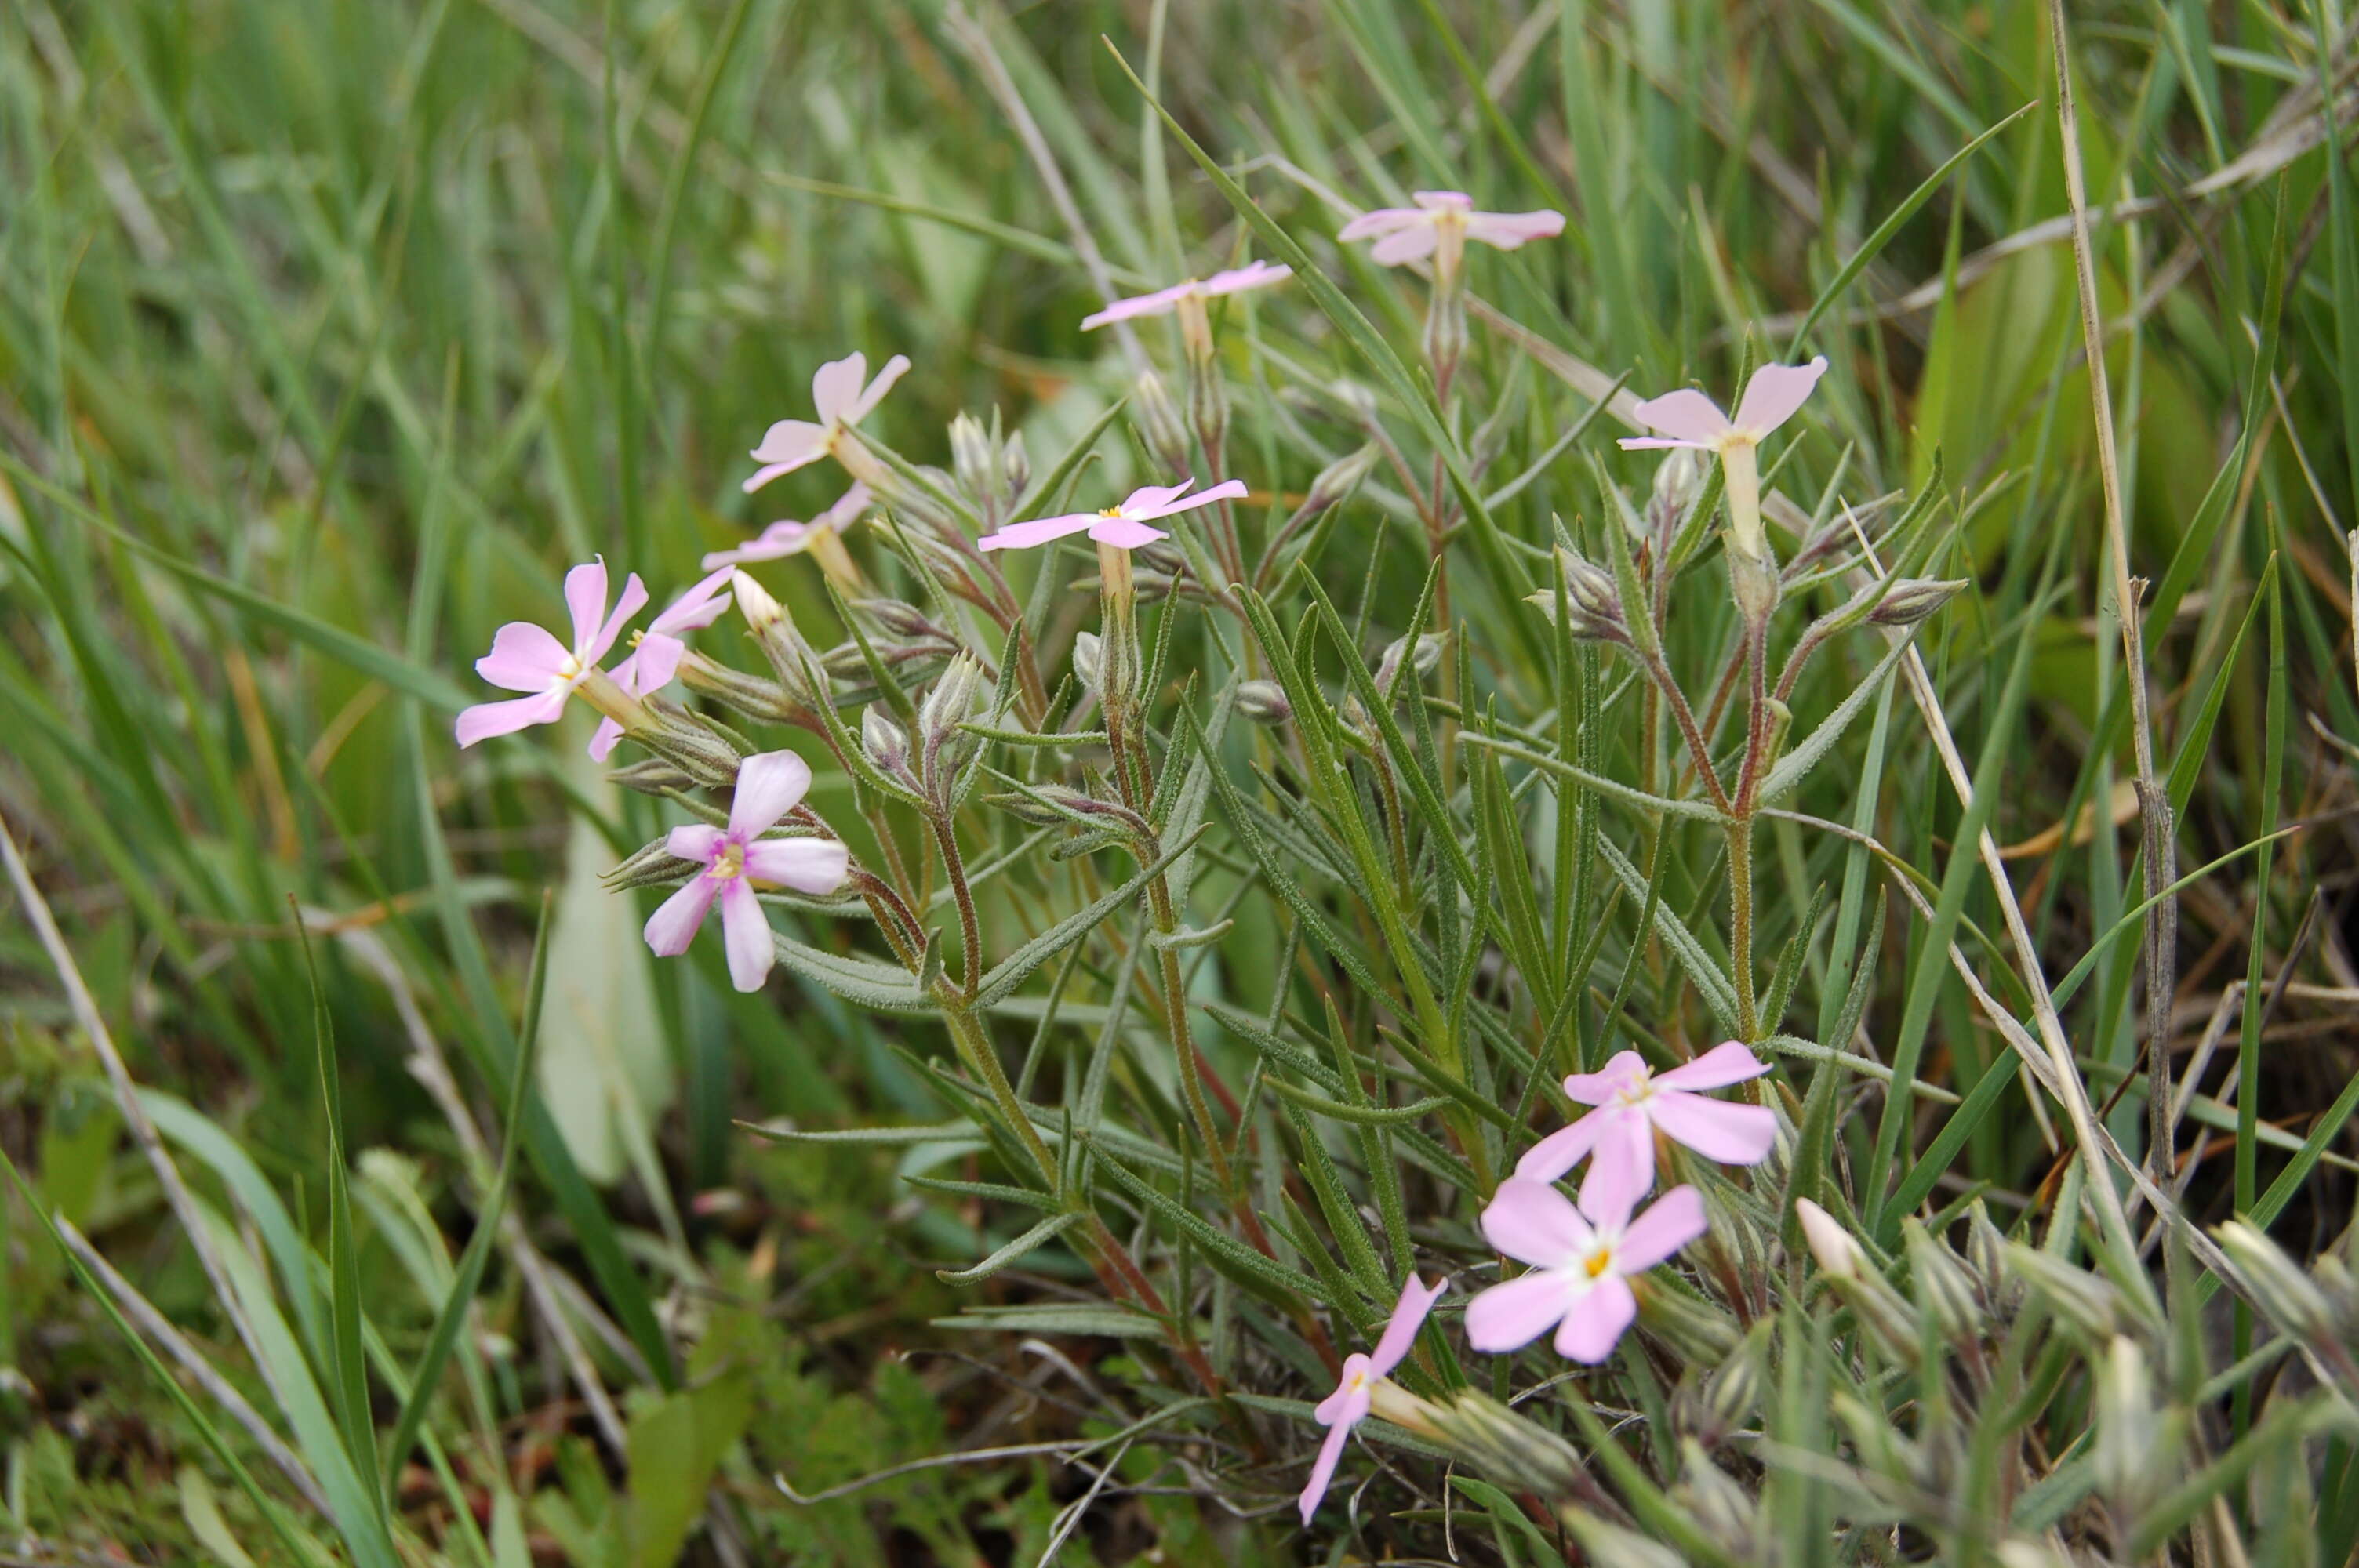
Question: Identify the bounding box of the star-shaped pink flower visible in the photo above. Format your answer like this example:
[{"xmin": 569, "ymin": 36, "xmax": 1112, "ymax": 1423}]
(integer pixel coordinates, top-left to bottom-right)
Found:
[
  {"xmin": 1465, "ymin": 1178, "xmax": 1705, "ymax": 1363},
  {"xmin": 702, "ymin": 483, "xmax": 872, "ymax": 571},
  {"xmin": 588, "ymin": 567, "xmax": 736, "ymax": 762},
  {"xmin": 1081, "ymin": 261, "xmax": 1292, "ymax": 330},
  {"xmin": 642, "ymin": 751, "xmax": 851, "ymax": 992},
  {"xmin": 1516, "ymin": 1044, "xmax": 1776, "ymax": 1216},
  {"xmin": 976, "ymin": 478, "xmax": 1247, "ymax": 553},
  {"xmin": 744, "ymin": 354, "xmax": 909, "ymax": 493},
  {"xmin": 1617, "ymin": 357, "xmax": 1829, "ymax": 457},
  {"xmin": 456, "ymin": 557, "xmax": 646, "ymax": 748},
  {"xmin": 1298, "ymin": 1273, "xmax": 1446, "ymax": 1524},
  {"xmin": 1338, "ymin": 191, "xmax": 1565, "ymax": 265}
]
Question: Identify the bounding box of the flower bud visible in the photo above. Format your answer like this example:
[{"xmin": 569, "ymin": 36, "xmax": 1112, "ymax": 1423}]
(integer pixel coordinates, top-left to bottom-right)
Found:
[
  {"xmin": 1304, "ymin": 442, "xmax": 1381, "ymax": 514},
  {"xmin": 2094, "ymin": 1335, "xmax": 2159, "ymax": 1511},
  {"xmin": 1869, "ymin": 576, "xmax": 1970, "ymax": 627},
  {"xmin": 729, "ymin": 568, "xmax": 783, "ymax": 632},
  {"xmin": 2003, "ymin": 1242, "xmax": 2130, "ymax": 1341},
  {"xmin": 1672, "ymin": 1440, "xmax": 1757, "ymax": 1559},
  {"xmin": 2216, "ymin": 1220, "xmax": 2338, "ymax": 1343},
  {"xmin": 1651, "ymin": 447, "xmax": 1707, "ymax": 516},
  {"xmin": 676, "ymin": 654, "xmax": 803, "ymax": 724},
  {"xmin": 918, "ymin": 653, "xmax": 987, "ymax": 753},
  {"xmin": 1525, "ymin": 549, "xmax": 1629, "ymax": 642},
  {"xmin": 608, "ymin": 757, "xmax": 697, "ymax": 796},
  {"xmin": 852, "ymin": 598, "xmax": 945, "ymax": 641},
  {"xmin": 1372, "ymin": 631, "xmax": 1444, "ymax": 693},
  {"xmin": 1402, "ymin": 1389, "xmax": 1590, "ymax": 1502},
  {"xmin": 1235, "ymin": 680, "xmax": 1292, "ymax": 726},
  {"xmin": 1131, "ymin": 372, "xmax": 1191, "ymax": 474},
  {"xmin": 1795, "ymin": 1199, "xmax": 1859, "ymax": 1279},
  {"xmin": 1001, "ymin": 430, "xmax": 1030, "ymax": 498},
  {"xmin": 1903, "ymin": 1218, "xmax": 1983, "ymax": 1343},
  {"xmin": 949, "ymin": 412, "xmax": 998, "ymax": 507},
  {"xmin": 1728, "ymin": 537, "xmax": 1782, "ymax": 625},
  {"xmin": 1330, "ymin": 378, "xmax": 1379, "ymax": 424},
  {"xmin": 861, "ymin": 707, "xmax": 911, "ymax": 779},
  {"xmin": 1070, "ymin": 631, "xmax": 1103, "ymax": 693},
  {"xmin": 602, "ymin": 836, "xmax": 702, "ymax": 889}
]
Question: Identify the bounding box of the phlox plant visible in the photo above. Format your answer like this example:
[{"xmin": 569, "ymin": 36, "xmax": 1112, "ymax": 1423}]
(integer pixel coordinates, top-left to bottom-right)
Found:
[{"xmin": 436, "ymin": 105, "xmax": 2349, "ymax": 1559}]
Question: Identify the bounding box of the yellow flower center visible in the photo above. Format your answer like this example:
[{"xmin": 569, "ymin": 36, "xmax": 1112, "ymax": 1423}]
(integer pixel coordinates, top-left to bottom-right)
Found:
[
  {"xmin": 1585, "ymin": 1247, "xmax": 1614, "ymax": 1279},
  {"xmin": 1100, "ymin": 506, "xmax": 1126, "ymax": 519},
  {"xmin": 711, "ymin": 841, "xmax": 746, "ymax": 881}
]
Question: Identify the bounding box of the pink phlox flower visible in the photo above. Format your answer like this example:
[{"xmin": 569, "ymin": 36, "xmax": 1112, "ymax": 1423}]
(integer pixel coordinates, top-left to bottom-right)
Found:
[
  {"xmin": 1299, "ymin": 1273, "xmax": 1446, "ymax": 1525},
  {"xmin": 642, "ymin": 750, "xmax": 851, "ymax": 993},
  {"xmin": 588, "ymin": 567, "xmax": 736, "ymax": 762},
  {"xmin": 744, "ymin": 354, "xmax": 910, "ymax": 493},
  {"xmin": 1515, "ymin": 1044, "xmax": 1776, "ymax": 1216},
  {"xmin": 1081, "ymin": 260, "xmax": 1293, "ymax": 330},
  {"xmin": 976, "ymin": 477, "xmax": 1248, "ymax": 553},
  {"xmin": 1464, "ymin": 1178, "xmax": 1705, "ymax": 1363},
  {"xmin": 702, "ymin": 483, "xmax": 874, "ymax": 571},
  {"xmin": 456, "ymin": 556, "xmax": 647, "ymax": 749},
  {"xmin": 1338, "ymin": 190, "xmax": 1565, "ymax": 265},
  {"xmin": 1618, "ymin": 356, "xmax": 1829, "ymax": 455}
]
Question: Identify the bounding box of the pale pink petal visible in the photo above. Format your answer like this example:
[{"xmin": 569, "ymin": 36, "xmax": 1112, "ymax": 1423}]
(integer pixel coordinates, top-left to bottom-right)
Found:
[
  {"xmin": 642, "ymin": 877, "xmax": 718, "ymax": 956},
  {"xmin": 747, "ymin": 419, "xmax": 830, "ymax": 473},
  {"xmin": 1629, "ymin": 387, "xmax": 1734, "ymax": 445},
  {"xmin": 743, "ymin": 459, "xmax": 807, "ymax": 494},
  {"xmin": 562, "ymin": 559, "xmax": 609, "ymax": 652},
  {"xmin": 820, "ymin": 482, "xmax": 873, "ymax": 528},
  {"xmin": 1132, "ymin": 477, "xmax": 1248, "ymax": 521},
  {"xmin": 649, "ymin": 569, "xmax": 736, "ymax": 636},
  {"xmin": 1464, "ymin": 1270, "xmax": 1578, "ymax": 1353},
  {"xmin": 1479, "ymin": 1178, "xmax": 1593, "ymax": 1268},
  {"xmin": 1551, "ymin": 1274, "xmax": 1635, "ymax": 1363},
  {"xmin": 1515, "ymin": 1109, "xmax": 1610, "ymax": 1185},
  {"xmin": 665, "ymin": 825, "xmax": 724, "ymax": 864},
  {"xmin": 978, "ymin": 514, "xmax": 1100, "ymax": 552},
  {"xmin": 743, "ymin": 837, "xmax": 850, "ymax": 895},
  {"xmin": 1366, "ymin": 1276, "xmax": 1446, "ymax": 1377},
  {"xmin": 588, "ymin": 716, "xmax": 626, "ymax": 762},
  {"xmin": 585, "ymin": 573, "xmax": 646, "ymax": 666},
  {"xmin": 1616, "ymin": 436, "xmax": 1717, "ymax": 451},
  {"xmin": 704, "ymin": 521, "xmax": 814, "ymax": 569},
  {"xmin": 1576, "ymin": 1114, "xmax": 1657, "ymax": 1228},
  {"xmin": 1730, "ymin": 355, "xmax": 1830, "ymax": 437},
  {"xmin": 1081, "ymin": 281, "xmax": 1196, "ymax": 330},
  {"xmin": 1653, "ymin": 1040, "xmax": 1772, "ymax": 1091},
  {"xmin": 1369, "ymin": 226, "xmax": 1441, "ymax": 266},
  {"xmin": 1087, "ymin": 516, "xmax": 1169, "ymax": 550},
  {"xmin": 718, "ymin": 877, "xmax": 772, "ymax": 992},
  {"xmin": 1616, "ymin": 1185, "xmax": 1707, "ymax": 1272},
  {"xmin": 847, "ymin": 354, "xmax": 910, "ymax": 425},
  {"xmin": 1297, "ymin": 1417, "xmax": 1355, "ymax": 1525},
  {"xmin": 455, "ymin": 691, "xmax": 567, "ymax": 747},
  {"xmin": 623, "ymin": 633, "xmax": 688, "ymax": 699},
  {"xmin": 729, "ymin": 750, "xmax": 813, "ymax": 837},
  {"xmin": 474, "ymin": 621, "xmax": 572, "ymax": 691},
  {"xmin": 1312, "ymin": 1359, "xmax": 1372, "ymax": 1426},
  {"xmin": 1337, "ymin": 207, "xmax": 1423, "ymax": 242},
  {"xmin": 1562, "ymin": 1051, "xmax": 1650, "ymax": 1105},
  {"xmin": 1411, "ymin": 191, "xmax": 1474, "ymax": 212},
  {"xmin": 1465, "ymin": 210, "xmax": 1567, "ymax": 250},
  {"xmin": 1115, "ymin": 480, "xmax": 1199, "ymax": 514},
  {"xmin": 1648, "ymin": 1091, "xmax": 1778, "ymax": 1167},
  {"xmin": 1201, "ymin": 261, "xmax": 1291, "ymax": 296},
  {"xmin": 809, "ymin": 353, "xmax": 867, "ymax": 426}
]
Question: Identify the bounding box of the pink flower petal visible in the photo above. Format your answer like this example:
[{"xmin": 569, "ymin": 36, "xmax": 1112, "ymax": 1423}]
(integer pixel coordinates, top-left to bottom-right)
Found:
[
  {"xmin": 747, "ymin": 419, "xmax": 830, "ymax": 471},
  {"xmin": 704, "ymin": 521, "xmax": 814, "ymax": 569},
  {"xmin": 849, "ymin": 354, "xmax": 910, "ymax": 425},
  {"xmin": 729, "ymin": 750, "xmax": 813, "ymax": 837},
  {"xmin": 1201, "ymin": 261, "xmax": 1291, "ymax": 296},
  {"xmin": 1081, "ymin": 281, "xmax": 1196, "ymax": 330},
  {"xmin": 1575, "ymin": 1114, "xmax": 1657, "ymax": 1229},
  {"xmin": 718, "ymin": 877, "xmax": 772, "ymax": 992},
  {"xmin": 1087, "ymin": 516, "xmax": 1169, "ymax": 550},
  {"xmin": 665, "ymin": 824, "xmax": 724, "ymax": 865},
  {"xmin": 1561, "ymin": 1050, "xmax": 1649, "ymax": 1105},
  {"xmin": 454, "ymin": 691, "xmax": 567, "ymax": 747},
  {"xmin": 978, "ymin": 514, "xmax": 1100, "ymax": 552},
  {"xmin": 1514, "ymin": 1108, "xmax": 1609, "ymax": 1185},
  {"xmin": 1366, "ymin": 1275, "xmax": 1446, "ymax": 1377},
  {"xmin": 562, "ymin": 559, "xmax": 609, "ymax": 652},
  {"xmin": 586, "ymin": 574, "xmax": 647, "ymax": 666},
  {"xmin": 1551, "ymin": 1273, "xmax": 1635, "ymax": 1363},
  {"xmin": 1412, "ymin": 191, "xmax": 1474, "ymax": 211},
  {"xmin": 1337, "ymin": 207, "xmax": 1423, "ymax": 242},
  {"xmin": 1616, "ymin": 436, "xmax": 1717, "ymax": 451},
  {"xmin": 1312, "ymin": 1359, "xmax": 1372, "ymax": 1427},
  {"xmin": 642, "ymin": 877, "xmax": 718, "ymax": 956},
  {"xmin": 1465, "ymin": 210, "xmax": 1567, "ymax": 250},
  {"xmin": 1464, "ymin": 1270, "xmax": 1577, "ymax": 1353},
  {"xmin": 809, "ymin": 353, "xmax": 867, "ymax": 427},
  {"xmin": 1134, "ymin": 477, "xmax": 1248, "ymax": 521},
  {"xmin": 588, "ymin": 715, "xmax": 625, "ymax": 762},
  {"xmin": 1369, "ymin": 226, "xmax": 1441, "ymax": 267},
  {"xmin": 650, "ymin": 568, "xmax": 736, "ymax": 636},
  {"xmin": 1616, "ymin": 1185, "xmax": 1707, "ymax": 1272},
  {"xmin": 1730, "ymin": 356, "xmax": 1830, "ymax": 437},
  {"xmin": 743, "ymin": 837, "xmax": 850, "ymax": 895},
  {"xmin": 1478, "ymin": 1178, "xmax": 1592, "ymax": 1269},
  {"xmin": 623, "ymin": 633, "xmax": 688, "ymax": 699},
  {"xmin": 1297, "ymin": 1416, "xmax": 1356, "ymax": 1525},
  {"xmin": 820, "ymin": 482, "xmax": 873, "ymax": 528},
  {"xmin": 1653, "ymin": 1040, "xmax": 1771, "ymax": 1091},
  {"xmin": 1629, "ymin": 387, "xmax": 1734, "ymax": 445},
  {"xmin": 1648, "ymin": 1091, "xmax": 1777, "ymax": 1167},
  {"xmin": 474, "ymin": 621, "xmax": 572, "ymax": 691},
  {"xmin": 1117, "ymin": 480, "xmax": 1199, "ymax": 514}
]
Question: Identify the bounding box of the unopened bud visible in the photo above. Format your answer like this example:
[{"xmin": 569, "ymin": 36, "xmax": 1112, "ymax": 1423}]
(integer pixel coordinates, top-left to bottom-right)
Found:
[
  {"xmin": 2004, "ymin": 1243, "xmax": 2131, "ymax": 1341},
  {"xmin": 918, "ymin": 653, "xmax": 987, "ymax": 753},
  {"xmin": 1869, "ymin": 576, "xmax": 1970, "ymax": 627},
  {"xmin": 861, "ymin": 708, "xmax": 911, "ymax": 779},
  {"xmin": 1331, "ymin": 378, "xmax": 1379, "ymax": 423},
  {"xmin": 1304, "ymin": 442, "xmax": 1380, "ymax": 514},
  {"xmin": 1001, "ymin": 431, "xmax": 1030, "ymax": 497},
  {"xmin": 2217, "ymin": 1220, "xmax": 2338, "ymax": 1342},
  {"xmin": 2094, "ymin": 1335, "xmax": 2158, "ymax": 1510},
  {"xmin": 1903, "ymin": 1219, "xmax": 1983, "ymax": 1343},
  {"xmin": 1526, "ymin": 548, "xmax": 1630, "ymax": 642},
  {"xmin": 1131, "ymin": 372, "xmax": 1191, "ymax": 474},
  {"xmin": 1728, "ymin": 538, "xmax": 1782, "ymax": 624},
  {"xmin": 852, "ymin": 598, "xmax": 944, "ymax": 640},
  {"xmin": 729, "ymin": 568, "xmax": 783, "ymax": 631},
  {"xmin": 949, "ymin": 413, "xmax": 998, "ymax": 505},
  {"xmin": 1651, "ymin": 447, "xmax": 1707, "ymax": 515},
  {"xmin": 1796, "ymin": 1199, "xmax": 1859, "ymax": 1278},
  {"xmin": 602, "ymin": 837, "xmax": 703, "ymax": 889},
  {"xmin": 1372, "ymin": 632, "xmax": 1444, "ymax": 693},
  {"xmin": 1235, "ymin": 680, "xmax": 1292, "ymax": 726},
  {"xmin": 608, "ymin": 757, "xmax": 697, "ymax": 796},
  {"xmin": 1672, "ymin": 1440, "xmax": 1757, "ymax": 1558},
  {"xmin": 1071, "ymin": 631, "xmax": 1103, "ymax": 693}
]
